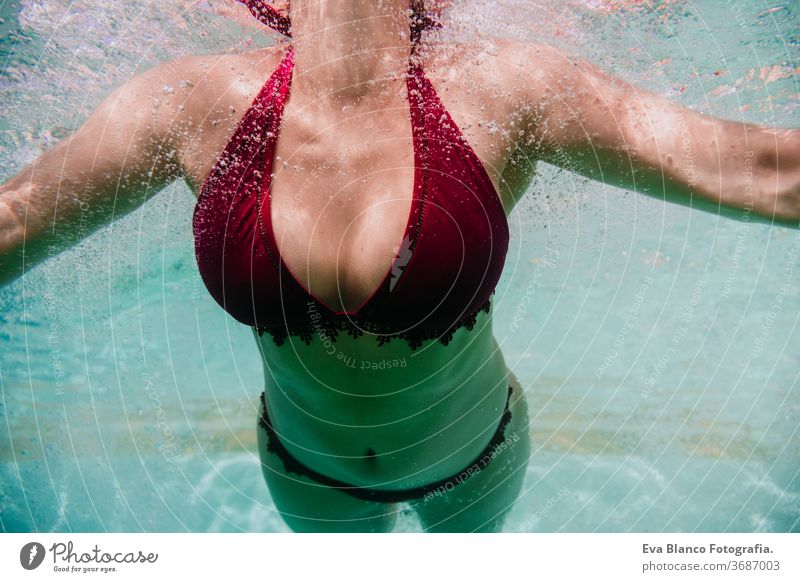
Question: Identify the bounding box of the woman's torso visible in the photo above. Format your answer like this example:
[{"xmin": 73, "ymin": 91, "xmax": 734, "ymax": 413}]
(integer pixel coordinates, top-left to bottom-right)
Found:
[{"xmin": 173, "ymin": 41, "xmax": 536, "ymax": 488}]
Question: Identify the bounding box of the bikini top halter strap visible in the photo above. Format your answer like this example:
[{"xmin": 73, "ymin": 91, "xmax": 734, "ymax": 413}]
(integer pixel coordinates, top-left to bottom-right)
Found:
[{"xmin": 234, "ymin": 0, "xmax": 442, "ymax": 47}]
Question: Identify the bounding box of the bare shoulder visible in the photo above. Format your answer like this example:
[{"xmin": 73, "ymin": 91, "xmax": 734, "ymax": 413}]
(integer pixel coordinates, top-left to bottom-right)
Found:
[
  {"xmin": 483, "ymin": 38, "xmax": 580, "ymax": 100},
  {"xmin": 141, "ymin": 47, "xmax": 284, "ymax": 125},
  {"xmin": 494, "ymin": 38, "xmax": 629, "ymax": 100},
  {"xmin": 154, "ymin": 47, "xmax": 283, "ymax": 103},
  {"xmin": 491, "ymin": 38, "xmax": 573, "ymax": 69},
  {"xmin": 427, "ymin": 38, "xmax": 572, "ymax": 107},
  {"xmin": 133, "ymin": 47, "xmax": 286, "ymax": 191}
]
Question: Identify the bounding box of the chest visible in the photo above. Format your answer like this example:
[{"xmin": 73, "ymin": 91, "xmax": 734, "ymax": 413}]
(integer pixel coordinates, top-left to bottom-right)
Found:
[
  {"xmin": 268, "ymin": 101, "xmax": 419, "ymax": 311},
  {"xmin": 188, "ymin": 53, "xmax": 518, "ymax": 315}
]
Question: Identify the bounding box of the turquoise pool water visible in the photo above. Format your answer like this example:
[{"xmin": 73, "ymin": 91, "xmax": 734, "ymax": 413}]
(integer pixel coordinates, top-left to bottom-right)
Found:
[{"xmin": 1, "ymin": 0, "xmax": 798, "ymax": 532}]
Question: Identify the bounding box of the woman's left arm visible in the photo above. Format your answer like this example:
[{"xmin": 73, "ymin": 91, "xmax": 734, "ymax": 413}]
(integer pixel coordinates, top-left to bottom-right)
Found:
[{"xmin": 500, "ymin": 41, "xmax": 800, "ymax": 227}]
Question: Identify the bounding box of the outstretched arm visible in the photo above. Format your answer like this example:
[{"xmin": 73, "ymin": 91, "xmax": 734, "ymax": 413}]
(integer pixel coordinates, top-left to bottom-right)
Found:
[
  {"xmin": 0, "ymin": 61, "xmax": 188, "ymax": 286},
  {"xmin": 504, "ymin": 42, "xmax": 800, "ymax": 227}
]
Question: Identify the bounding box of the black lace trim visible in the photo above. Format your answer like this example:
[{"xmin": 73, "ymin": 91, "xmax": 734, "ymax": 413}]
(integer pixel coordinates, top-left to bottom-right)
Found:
[{"xmin": 256, "ymin": 298, "xmax": 492, "ymax": 350}]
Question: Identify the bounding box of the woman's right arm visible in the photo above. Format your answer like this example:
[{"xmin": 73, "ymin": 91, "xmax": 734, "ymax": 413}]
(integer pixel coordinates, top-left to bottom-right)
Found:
[{"xmin": 0, "ymin": 61, "xmax": 190, "ymax": 286}]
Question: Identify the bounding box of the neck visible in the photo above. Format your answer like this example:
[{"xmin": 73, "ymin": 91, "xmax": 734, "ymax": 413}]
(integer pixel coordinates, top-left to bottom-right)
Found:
[{"xmin": 289, "ymin": 0, "xmax": 414, "ymax": 103}]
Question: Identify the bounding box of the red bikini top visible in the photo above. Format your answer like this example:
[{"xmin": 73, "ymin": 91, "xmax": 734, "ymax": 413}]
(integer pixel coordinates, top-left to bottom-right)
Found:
[{"xmin": 192, "ymin": 46, "xmax": 509, "ymax": 349}]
